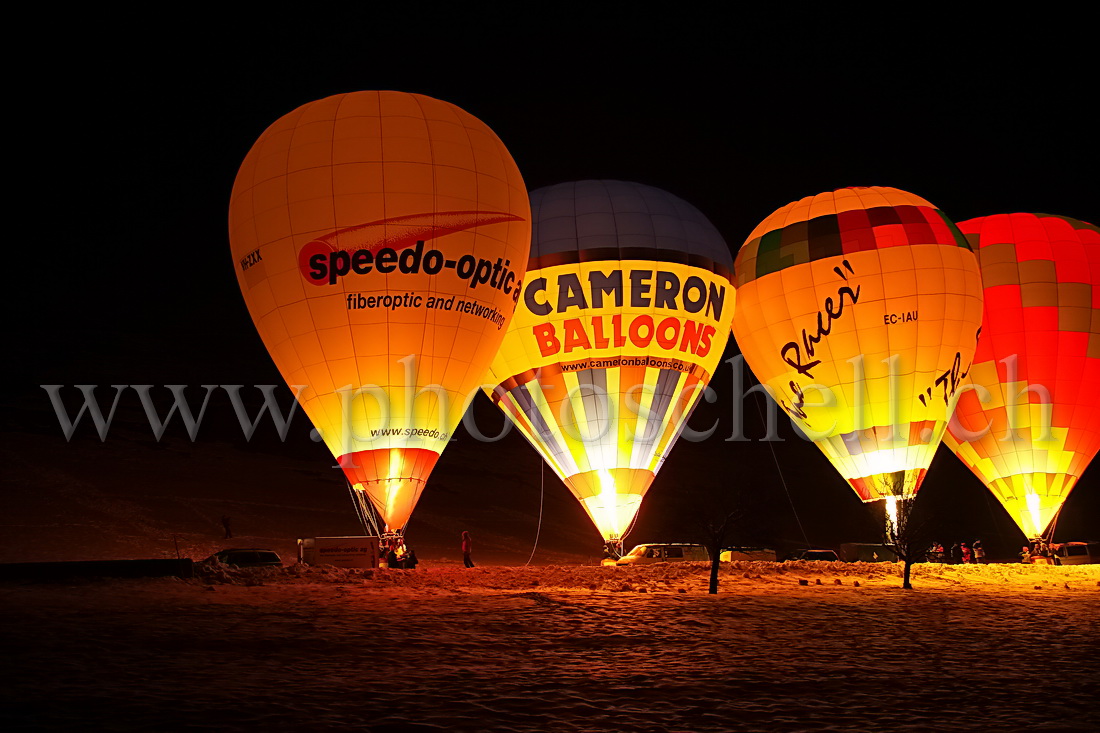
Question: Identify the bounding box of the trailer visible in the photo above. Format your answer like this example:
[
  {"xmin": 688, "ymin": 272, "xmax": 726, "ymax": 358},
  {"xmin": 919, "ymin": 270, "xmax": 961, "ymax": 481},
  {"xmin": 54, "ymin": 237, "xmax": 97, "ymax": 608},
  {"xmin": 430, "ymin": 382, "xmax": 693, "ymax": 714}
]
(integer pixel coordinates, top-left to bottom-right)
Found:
[
  {"xmin": 839, "ymin": 543, "xmax": 898, "ymax": 563},
  {"xmin": 297, "ymin": 536, "xmax": 380, "ymax": 569},
  {"xmin": 720, "ymin": 547, "xmax": 778, "ymax": 562}
]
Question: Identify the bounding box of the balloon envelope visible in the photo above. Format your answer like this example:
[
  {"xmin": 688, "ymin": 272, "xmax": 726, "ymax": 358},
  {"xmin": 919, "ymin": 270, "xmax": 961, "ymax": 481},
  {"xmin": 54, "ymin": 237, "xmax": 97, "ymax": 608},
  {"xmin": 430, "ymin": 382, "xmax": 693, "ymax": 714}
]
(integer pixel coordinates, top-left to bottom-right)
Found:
[
  {"xmin": 484, "ymin": 181, "xmax": 735, "ymax": 542},
  {"xmin": 229, "ymin": 91, "xmax": 530, "ymax": 532},
  {"xmin": 732, "ymin": 187, "xmax": 984, "ymax": 502},
  {"xmin": 944, "ymin": 213, "xmax": 1100, "ymax": 538}
]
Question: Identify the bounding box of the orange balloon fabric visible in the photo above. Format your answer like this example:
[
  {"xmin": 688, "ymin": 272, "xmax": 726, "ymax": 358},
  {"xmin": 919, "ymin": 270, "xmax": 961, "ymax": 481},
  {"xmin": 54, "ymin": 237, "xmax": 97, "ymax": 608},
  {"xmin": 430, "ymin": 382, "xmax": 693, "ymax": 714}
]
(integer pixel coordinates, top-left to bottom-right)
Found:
[
  {"xmin": 229, "ymin": 91, "xmax": 530, "ymax": 532},
  {"xmin": 944, "ymin": 213, "xmax": 1100, "ymax": 539},
  {"xmin": 733, "ymin": 187, "xmax": 984, "ymax": 503}
]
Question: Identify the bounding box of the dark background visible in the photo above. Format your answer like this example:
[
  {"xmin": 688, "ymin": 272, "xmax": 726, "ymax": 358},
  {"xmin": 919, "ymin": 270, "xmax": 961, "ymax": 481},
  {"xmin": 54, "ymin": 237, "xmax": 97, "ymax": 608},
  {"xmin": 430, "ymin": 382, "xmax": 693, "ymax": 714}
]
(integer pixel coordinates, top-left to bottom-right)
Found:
[{"xmin": 5, "ymin": 9, "xmax": 1097, "ymax": 561}]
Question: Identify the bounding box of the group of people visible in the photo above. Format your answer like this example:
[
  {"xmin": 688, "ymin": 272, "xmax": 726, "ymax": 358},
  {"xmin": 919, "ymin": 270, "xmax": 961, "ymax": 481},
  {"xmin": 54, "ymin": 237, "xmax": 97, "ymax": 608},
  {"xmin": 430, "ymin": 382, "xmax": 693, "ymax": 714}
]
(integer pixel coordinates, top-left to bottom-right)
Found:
[
  {"xmin": 382, "ymin": 538, "xmax": 418, "ymax": 569},
  {"xmin": 1020, "ymin": 539, "xmax": 1056, "ymax": 564},
  {"xmin": 928, "ymin": 540, "xmax": 986, "ymax": 564},
  {"xmin": 380, "ymin": 531, "xmax": 475, "ymax": 569},
  {"xmin": 927, "ymin": 539, "xmax": 1075, "ymax": 565}
]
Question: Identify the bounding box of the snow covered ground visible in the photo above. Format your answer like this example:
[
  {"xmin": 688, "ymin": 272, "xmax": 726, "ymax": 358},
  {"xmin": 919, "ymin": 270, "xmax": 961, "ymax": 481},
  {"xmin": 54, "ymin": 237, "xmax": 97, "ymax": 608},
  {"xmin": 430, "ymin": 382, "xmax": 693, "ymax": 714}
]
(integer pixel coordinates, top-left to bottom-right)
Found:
[{"xmin": 3, "ymin": 561, "xmax": 1098, "ymax": 731}]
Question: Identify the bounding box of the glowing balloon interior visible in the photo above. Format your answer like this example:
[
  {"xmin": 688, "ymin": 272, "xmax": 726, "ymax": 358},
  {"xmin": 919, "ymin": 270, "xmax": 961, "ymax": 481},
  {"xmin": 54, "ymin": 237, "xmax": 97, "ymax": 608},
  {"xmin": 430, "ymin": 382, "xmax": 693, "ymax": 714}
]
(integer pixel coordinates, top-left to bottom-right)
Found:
[
  {"xmin": 229, "ymin": 91, "xmax": 530, "ymax": 533},
  {"xmin": 485, "ymin": 181, "xmax": 735, "ymax": 543},
  {"xmin": 732, "ymin": 187, "xmax": 984, "ymax": 502},
  {"xmin": 944, "ymin": 213, "xmax": 1100, "ymax": 539}
]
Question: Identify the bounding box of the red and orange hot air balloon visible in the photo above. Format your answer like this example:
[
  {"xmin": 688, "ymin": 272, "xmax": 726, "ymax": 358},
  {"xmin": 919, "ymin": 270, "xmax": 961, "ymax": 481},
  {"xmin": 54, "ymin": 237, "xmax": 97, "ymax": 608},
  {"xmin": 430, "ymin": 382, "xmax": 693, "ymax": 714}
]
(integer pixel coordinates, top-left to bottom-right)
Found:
[
  {"xmin": 732, "ymin": 187, "xmax": 984, "ymax": 528},
  {"xmin": 228, "ymin": 91, "xmax": 530, "ymax": 536},
  {"xmin": 944, "ymin": 213, "xmax": 1100, "ymax": 540}
]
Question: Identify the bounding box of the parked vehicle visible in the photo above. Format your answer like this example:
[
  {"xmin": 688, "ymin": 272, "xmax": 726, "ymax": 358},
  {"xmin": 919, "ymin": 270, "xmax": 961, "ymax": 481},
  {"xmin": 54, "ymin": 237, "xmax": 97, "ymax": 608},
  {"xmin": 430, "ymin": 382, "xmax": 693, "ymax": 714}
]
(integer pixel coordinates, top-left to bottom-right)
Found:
[
  {"xmin": 1049, "ymin": 542, "xmax": 1100, "ymax": 565},
  {"xmin": 839, "ymin": 543, "xmax": 898, "ymax": 563},
  {"xmin": 719, "ymin": 547, "xmax": 778, "ymax": 562},
  {"xmin": 204, "ymin": 549, "xmax": 282, "ymax": 568},
  {"xmin": 298, "ymin": 536, "xmax": 379, "ymax": 569},
  {"xmin": 783, "ymin": 549, "xmax": 840, "ymax": 562},
  {"xmin": 616, "ymin": 543, "xmax": 710, "ymax": 565}
]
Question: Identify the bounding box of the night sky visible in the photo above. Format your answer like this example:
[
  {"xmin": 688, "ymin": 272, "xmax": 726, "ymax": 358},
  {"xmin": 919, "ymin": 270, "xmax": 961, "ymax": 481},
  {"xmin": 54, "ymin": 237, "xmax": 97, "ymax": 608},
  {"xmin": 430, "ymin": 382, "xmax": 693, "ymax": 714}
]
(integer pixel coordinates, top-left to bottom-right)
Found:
[{"xmin": 7, "ymin": 11, "xmax": 1098, "ymax": 558}]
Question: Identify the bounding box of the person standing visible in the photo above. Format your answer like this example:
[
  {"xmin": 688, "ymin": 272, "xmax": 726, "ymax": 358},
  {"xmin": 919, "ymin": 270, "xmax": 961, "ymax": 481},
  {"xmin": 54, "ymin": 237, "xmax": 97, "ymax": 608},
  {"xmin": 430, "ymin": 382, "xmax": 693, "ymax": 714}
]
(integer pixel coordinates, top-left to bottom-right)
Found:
[
  {"xmin": 222, "ymin": 515, "xmax": 233, "ymax": 540},
  {"xmin": 973, "ymin": 540, "xmax": 986, "ymax": 564},
  {"xmin": 461, "ymin": 531, "xmax": 474, "ymax": 568},
  {"xmin": 949, "ymin": 542, "xmax": 961, "ymax": 564},
  {"xmin": 961, "ymin": 542, "xmax": 972, "ymax": 564}
]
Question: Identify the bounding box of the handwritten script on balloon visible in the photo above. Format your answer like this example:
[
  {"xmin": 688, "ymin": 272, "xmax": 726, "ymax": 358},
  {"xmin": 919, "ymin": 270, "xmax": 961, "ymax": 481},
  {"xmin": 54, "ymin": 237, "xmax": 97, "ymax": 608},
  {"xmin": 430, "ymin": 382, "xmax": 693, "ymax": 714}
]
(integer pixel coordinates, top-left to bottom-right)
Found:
[
  {"xmin": 917, "ymin": 328, "xmax": 981, "ymax": 407},
  {"xmin": 778, "ymin": 260, "xmax": 860, "ymax": 420}
]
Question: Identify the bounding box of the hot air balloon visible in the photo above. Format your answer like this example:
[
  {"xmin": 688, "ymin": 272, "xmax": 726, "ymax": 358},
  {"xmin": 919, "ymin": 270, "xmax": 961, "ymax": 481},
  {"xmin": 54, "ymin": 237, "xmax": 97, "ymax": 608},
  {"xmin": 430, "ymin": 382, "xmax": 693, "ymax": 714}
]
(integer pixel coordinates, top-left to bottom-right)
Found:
[
  {"xmin": 483, "ymin": 180, "xmax": 735, "ymax": 555},
  {"xmin": 943, "ymin": 213, "xmax": 1100, "ymax": 540},
  {"xmin": 732, "ymin": 187, "xmax": 984, "ymax": 529},
  {"xmin": 229, "ymin": 91, "xmax": 530, "ymax": 537}
]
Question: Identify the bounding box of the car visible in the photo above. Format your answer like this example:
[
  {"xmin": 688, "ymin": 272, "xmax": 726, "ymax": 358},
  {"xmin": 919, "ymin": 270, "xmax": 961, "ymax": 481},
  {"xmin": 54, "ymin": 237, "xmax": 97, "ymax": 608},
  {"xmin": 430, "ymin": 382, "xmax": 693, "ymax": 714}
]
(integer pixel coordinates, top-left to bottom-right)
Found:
[
  {"xmin": 616, "ymin": 543, "xmax": 710, "ymax": 565},
  {"xmin": 204, "ymin": 548, "xmax": 283, "ymax": 568},
  {"xmin": 783, "ymin": 549, "xmax": 840, "ymax": 562}
]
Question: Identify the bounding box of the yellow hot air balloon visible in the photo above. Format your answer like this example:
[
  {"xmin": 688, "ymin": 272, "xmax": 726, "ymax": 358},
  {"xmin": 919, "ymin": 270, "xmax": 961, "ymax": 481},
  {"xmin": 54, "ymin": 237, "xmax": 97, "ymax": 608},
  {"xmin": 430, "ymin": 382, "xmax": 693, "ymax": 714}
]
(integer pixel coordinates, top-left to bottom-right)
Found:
[
  {"xmin": 732, "ymin": 187, "xmax": 984, "ymax": 515},
  {"xmin": 229, "ymin": 91, "xmax": 530, "ymax": 535},
  {"xmin": 484, "ymin": 181, "xmax": 735, "ymax": 553},
  {"xmin": 944, "ymin": 213, "xmax": 1100, "ymax": 540}
]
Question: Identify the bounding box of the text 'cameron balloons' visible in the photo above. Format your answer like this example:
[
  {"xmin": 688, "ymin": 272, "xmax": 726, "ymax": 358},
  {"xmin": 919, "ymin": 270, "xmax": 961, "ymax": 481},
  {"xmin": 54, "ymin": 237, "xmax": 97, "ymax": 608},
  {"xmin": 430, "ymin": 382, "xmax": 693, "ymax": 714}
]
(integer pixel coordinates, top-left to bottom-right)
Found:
[
  {"xmin": 944, "ymin": 213, "xmax": 1100, "ymax": 539},
  {"xmin": 484, "ymin": 181, "xmax": 735, "ymax": 546},
  {"xmin": 229, "ymin": 91, "xmax": 530, "ymax": 533},
  {"xmin": 732, "ymin": 187, "xmax": 984, "ymax": 504}
]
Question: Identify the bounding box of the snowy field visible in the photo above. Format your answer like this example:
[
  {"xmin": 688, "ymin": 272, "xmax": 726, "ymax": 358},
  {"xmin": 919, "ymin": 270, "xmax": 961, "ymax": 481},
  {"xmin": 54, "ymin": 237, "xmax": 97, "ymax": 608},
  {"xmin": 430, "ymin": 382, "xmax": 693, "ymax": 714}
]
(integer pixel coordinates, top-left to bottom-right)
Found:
[{"xmin": 2, "ymin": 561, "xmax": 1098, "ymax": 732}]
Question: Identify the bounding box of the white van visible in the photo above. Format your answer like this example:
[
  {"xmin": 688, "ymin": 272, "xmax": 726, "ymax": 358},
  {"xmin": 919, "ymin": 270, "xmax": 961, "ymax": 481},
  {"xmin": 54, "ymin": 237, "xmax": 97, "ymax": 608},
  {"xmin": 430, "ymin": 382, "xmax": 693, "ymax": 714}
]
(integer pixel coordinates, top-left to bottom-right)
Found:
[
  {"xmin": 1050, "ymin": 542, "xmax": 1100, "ymax": 565},
  {"xmin": 616, "ymin": 543, "xmax": 710, "ymax": 565}
]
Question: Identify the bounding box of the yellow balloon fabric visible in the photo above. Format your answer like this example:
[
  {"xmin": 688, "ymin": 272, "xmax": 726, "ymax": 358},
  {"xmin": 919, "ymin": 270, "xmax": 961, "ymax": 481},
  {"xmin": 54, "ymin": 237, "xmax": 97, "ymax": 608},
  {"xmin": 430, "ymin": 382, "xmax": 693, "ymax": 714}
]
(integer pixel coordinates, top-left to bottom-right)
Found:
[
  {"xmin": 229, "ymin": 91, "xmax": 530, "ymax": 532},
  {"xmin": 732, "ymin": 187, "xmax": 984, "ymax": 502},
  {"xmin": 484, "ymin": 181, "xmax": 735, "ymax": 542},
  {"xmin": 944, "ymin": 213, "xmax": 1100, "ymax": 539}
]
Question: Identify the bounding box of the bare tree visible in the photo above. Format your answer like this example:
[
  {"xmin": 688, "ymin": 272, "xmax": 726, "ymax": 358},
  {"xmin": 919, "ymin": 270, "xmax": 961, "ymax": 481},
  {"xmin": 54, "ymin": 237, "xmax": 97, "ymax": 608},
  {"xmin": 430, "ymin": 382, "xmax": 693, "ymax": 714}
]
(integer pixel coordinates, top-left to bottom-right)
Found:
[
  {"xmin": 697, "ymin": 510, "xmax": 741, "ymax": 594},
  {"xmin": 666, "ymin": 478, "xmax": 773, "ymax": 594},
  {"xmin": 884, "ymin": 495, "xmax": 935, "ymax": 590}
]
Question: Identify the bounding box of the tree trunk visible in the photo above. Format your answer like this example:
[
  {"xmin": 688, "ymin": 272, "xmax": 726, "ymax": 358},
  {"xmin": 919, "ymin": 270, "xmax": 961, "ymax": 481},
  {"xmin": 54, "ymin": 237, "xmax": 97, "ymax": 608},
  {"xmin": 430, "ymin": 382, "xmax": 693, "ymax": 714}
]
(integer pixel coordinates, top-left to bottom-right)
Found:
[
  {"xmin": 903, "ymin": 559, "xmax": 913, "ymax": 590},
  {"xmin": 709, "ymin": 548, "xmax": 720, "ymax": 594}
]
